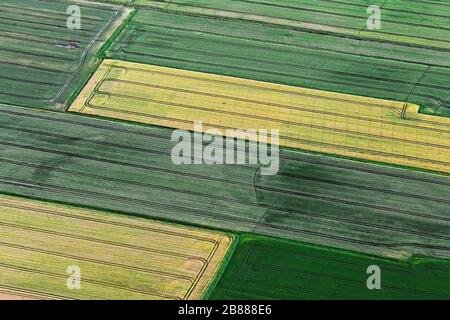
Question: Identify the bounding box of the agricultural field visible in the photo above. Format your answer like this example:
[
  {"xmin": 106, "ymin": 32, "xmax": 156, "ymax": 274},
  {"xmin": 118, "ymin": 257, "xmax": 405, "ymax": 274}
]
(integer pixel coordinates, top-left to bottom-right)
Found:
[
  {"xmin": 130, "ymin": 0, "xmax": 450, "ymax": 50},
  {"xmin": 210, "ymin": 235, "xmax": 450, "ymax": 300},
  {"xmin": 1, "ymin": 0, "xmax": 450, "ymax": 301},
  {"xmin": 1, "ymin": 104, "xmax": 450, "ymax": 260},
  {"xmin": 0, "ymin": 194, "xmax": 233, "ymax": 300},
  {"xmin": 0, "ymin": 0, "xmax": 131, "ymax": 110},
  {"xmin": 106, "ymin": 5, "xmax": 450, "ymax": 117},
  {"xmin": 70, "ymin": 59, "xmax": 450, "ymax": 174}
]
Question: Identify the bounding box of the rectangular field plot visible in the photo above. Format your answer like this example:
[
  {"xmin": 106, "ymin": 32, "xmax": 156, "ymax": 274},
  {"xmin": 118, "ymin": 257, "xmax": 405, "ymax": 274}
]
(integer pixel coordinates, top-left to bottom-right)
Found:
[
  {"xmin": 70, "ymin": 60, "xmax": 450, "ymax": 174},
  {"xmin": 210, "ymin": 236, "xmax": 450, "ymax": 300},
  {"xmin": 107, "ymin": 8, "xmax": 450, "ymax": 115},
  {"xmin": 0, "ymin": 0, "xmax": 131, "ymax": 110},
  {"xmin": 2, "ymin": 104, "xmax": 450, "ymax": 259},
  {"xmin": 0, "ymin": 194, "xmax": 233, "ymax": 300},
  {"xmin": 132, "ymin": 0, "xmax": 450, "ymax": 50}
]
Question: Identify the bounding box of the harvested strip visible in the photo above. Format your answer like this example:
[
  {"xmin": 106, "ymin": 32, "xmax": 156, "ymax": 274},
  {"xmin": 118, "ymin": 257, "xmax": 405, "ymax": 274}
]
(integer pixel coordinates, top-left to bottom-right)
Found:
[
  {"xmin": 71, "ymin": 60, "xmax": 450, "ymax": 174},
  {"xmin": 0, "ymin": 194, "xmax": 233, "ymax": 300}
]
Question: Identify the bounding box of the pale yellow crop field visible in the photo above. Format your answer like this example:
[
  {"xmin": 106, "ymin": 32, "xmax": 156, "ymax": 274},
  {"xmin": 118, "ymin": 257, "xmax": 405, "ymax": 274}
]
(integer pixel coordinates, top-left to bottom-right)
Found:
[
  {"xmin": 70, "ymin": 60, "xmax": 450, "ymax": 173},
  {"xmin": 0, "ymin": 194, "xmax": 232, "ymax": 300}
]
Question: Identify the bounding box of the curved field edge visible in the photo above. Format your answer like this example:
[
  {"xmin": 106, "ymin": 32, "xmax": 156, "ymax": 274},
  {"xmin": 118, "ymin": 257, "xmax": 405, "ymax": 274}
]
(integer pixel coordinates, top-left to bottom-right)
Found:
[
  {"xmin": 201, "ymin": 233, "xmax": 239, "ymax": 300},
  {"xmin": 188, "ymin": 234, "xmax": 234, "ymax": 300},
  {"xmin": 209, "ymin": 234, "xmax": 450, "ymax": 300},
  {"xmin": 64, "ymin": 3, "xmax": 136, "ymax": 110},
  {"xmin": 0, "ymin": 193, "xmax": 234, "ymax": 300}
]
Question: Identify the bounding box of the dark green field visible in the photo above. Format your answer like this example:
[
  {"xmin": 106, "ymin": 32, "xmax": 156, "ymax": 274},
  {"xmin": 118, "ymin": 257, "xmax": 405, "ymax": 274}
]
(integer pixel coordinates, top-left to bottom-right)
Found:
[
  {"xmin": 105, "ymin": 2, "xmax": 450, "ymax": 117},
  {"xmin": 210, "ymin": 235, "xmax": 450, "ymax": 299},
  {"xmin": 1, "ymin": 104, "xmax": 449, "ymax": 259},
  {"xmin": 0, "ymin": 0, "xmax": 129, "ymax": 110}
]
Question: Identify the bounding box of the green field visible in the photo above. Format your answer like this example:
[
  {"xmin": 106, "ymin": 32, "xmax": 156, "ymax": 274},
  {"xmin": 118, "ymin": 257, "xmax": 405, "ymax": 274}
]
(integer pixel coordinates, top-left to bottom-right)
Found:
[
  {"xmin": 0, "ymin": 0, "xmax": 130, "ymax": 110},
  {"xmin": 133, "ymin": 0, "xmax": 450, "ymax": 49},
  {"xmin": 105, "ymin": 4, "xmax": 450, "ymax": 117},
  {"xmin": 1, "ymin": 104, "xmax": 449, "ymax": 259},
  {"xmin": 1, "ymin": 0, "xmax": 450, "ymax": 300},
  {"xmin": 210, "ymin": 235, "xmax": 450, "ymax": 300}
]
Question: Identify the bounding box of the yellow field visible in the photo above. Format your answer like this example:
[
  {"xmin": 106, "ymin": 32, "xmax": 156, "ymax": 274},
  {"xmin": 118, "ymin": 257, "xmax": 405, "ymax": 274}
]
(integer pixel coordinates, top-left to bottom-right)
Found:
[
  {"xmin": 70, "ymin": 60, "xmax": 450, "ymax": 173},
  {"xmin": 0, "ymin": 194, "xmax": 232, "ymax": 300}
]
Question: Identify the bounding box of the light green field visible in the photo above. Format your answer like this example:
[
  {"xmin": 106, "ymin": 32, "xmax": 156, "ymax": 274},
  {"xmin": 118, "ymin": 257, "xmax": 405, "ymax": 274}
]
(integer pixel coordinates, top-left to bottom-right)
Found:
[{"xmin": 134, "ymin": 0, "xmax": 450, "ymax": 50}]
